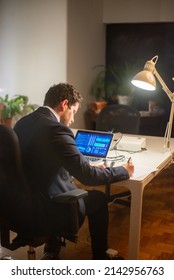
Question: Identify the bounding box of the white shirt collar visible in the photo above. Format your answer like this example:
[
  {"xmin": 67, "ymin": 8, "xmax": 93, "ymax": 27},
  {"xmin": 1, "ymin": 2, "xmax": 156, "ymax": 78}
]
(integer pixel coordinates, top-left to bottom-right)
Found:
[{"xmin": 43, "ymin": 106, "xmax": 60, "ymax": 122}]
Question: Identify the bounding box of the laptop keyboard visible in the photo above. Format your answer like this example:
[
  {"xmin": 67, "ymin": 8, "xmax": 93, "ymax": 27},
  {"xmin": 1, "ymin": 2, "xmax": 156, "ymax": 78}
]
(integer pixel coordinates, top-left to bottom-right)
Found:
[
  {"xmin": 86, "ymin": 157, "xmax": 104, "ymax": 165},
  {"xmin": 86, "ymin": 157, "xmax": 100, "ymax": 162}
]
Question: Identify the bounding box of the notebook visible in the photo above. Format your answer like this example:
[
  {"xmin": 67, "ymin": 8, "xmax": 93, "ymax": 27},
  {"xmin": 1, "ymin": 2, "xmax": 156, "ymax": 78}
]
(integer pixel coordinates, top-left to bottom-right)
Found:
[{"xmin": 75, "ymin": 129, "xmax": 113, "ymax": 165}]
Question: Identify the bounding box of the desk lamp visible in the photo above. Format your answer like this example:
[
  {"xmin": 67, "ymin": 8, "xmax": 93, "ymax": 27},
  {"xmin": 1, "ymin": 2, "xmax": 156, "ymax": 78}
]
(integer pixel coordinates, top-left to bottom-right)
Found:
[{"xmin": 131, "ymin": 55, "xmax": 174, "ymax": 149}]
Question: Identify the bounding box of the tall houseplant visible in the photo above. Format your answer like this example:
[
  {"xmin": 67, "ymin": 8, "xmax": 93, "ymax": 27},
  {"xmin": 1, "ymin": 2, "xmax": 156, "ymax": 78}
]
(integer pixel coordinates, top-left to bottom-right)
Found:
[
  {"xmin": 90, "ymin": 62, "xmax": 140, "ymax": 105},
  {"xmin": 90, "ymin": 67, "xmax": 108, "ymax": 111}
]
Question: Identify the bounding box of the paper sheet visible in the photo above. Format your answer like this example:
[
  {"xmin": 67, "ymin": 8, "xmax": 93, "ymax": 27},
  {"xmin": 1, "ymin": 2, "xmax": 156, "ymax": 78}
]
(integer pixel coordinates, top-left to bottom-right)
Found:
[
  {"xmin": 112, "ymin": 160, "xmax": 158, "ymax": 181},
  {"xmin": 130, "ymin": 165, "xmax": 158, "ymax": 180}
]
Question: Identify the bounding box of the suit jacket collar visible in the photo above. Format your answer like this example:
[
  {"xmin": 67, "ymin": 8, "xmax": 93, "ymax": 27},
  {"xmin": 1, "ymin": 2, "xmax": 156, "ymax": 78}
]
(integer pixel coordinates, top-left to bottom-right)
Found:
[
  {"xmin": 42, "ymin": 106, "xmax": 60, "ymax": 122},
  {"xmin": 37, "ymin": 106, "xmax": 59, "ymax": 122}
]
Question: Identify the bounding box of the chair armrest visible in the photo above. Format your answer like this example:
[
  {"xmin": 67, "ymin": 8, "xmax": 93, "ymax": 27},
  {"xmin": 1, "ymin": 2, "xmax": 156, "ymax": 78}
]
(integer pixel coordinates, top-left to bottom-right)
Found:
[
  {"xmin": 51, "ymin": 189, "xmax": 88, "ymax": 239},
  {"xmin": 0, "ymin": 191, "xmax": 88, "ymax": 251},
  {"xmin": 52, "ymin": 189, "xmax": 88, "ymax": 203}
]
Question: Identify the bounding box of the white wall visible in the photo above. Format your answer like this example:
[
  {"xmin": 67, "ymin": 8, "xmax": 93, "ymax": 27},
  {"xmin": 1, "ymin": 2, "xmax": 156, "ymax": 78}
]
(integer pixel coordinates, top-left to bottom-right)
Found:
[
  {"xmin": 103, "ymin": 0, "xmax": 174, "ymax": 23},
  {"xmin": 0, "ymin": 0, "xmax": 67, "ymax": 105}
]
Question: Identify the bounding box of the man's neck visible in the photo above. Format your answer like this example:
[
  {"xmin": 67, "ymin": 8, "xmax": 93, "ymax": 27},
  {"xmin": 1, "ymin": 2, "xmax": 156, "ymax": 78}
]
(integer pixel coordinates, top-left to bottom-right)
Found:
[{"xmin": 43, "ymin": 106, "xmax": 60, "ymax": 122}]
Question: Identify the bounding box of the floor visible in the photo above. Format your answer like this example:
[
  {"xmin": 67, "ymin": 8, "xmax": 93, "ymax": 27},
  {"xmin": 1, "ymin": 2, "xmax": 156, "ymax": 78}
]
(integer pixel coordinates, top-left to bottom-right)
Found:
[{"xmin": 1, "ymin": 163, "xmax": 174, "ymax": 260}]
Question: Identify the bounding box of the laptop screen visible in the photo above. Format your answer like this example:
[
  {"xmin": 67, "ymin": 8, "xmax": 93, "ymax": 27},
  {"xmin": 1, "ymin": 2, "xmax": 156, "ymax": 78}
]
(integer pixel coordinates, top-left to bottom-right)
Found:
[{"xmin": 75, "ymin": 130, "xmax": 113, "ymax": 158}]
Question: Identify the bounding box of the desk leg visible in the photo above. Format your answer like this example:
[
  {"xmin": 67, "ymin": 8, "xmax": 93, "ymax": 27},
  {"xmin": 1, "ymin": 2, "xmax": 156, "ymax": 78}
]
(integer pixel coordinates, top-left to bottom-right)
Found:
[{"xmin": 128, "ymin": 185, "xmax": 144, "ymax": 260}]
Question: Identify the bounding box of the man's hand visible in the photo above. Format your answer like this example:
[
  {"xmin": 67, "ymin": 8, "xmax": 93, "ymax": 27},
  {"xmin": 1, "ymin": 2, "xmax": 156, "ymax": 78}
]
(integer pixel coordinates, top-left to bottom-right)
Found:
[{"xmin": 123, "ymin": 160, "xmax": 134, "ymax": 177}]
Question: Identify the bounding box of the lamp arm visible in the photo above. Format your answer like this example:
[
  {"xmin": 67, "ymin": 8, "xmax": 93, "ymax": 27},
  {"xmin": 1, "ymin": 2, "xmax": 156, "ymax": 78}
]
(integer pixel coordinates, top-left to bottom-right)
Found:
[
  {"xmin": 153, "ymin": 69, "xmax": 174, "ymax": 149},
  {"xmin": 164, "ymin": 101, "xmax": 174, "ymax": 149},
  {"xmin": 154, "ymin": 69, "xmax": 174, "ymax": 103}
]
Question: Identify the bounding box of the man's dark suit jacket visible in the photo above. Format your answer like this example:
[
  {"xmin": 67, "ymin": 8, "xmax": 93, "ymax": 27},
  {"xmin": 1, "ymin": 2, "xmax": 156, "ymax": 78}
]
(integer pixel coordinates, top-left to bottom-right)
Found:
[{"xmin": 14, "ymin": 107, "xmax": 129, "ymax": 221}]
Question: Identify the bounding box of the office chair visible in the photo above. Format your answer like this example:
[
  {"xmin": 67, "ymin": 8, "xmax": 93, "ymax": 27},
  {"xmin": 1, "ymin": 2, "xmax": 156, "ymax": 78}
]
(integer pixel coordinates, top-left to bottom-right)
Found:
[
  {"xmin": 96, "ymin": 104, "xmax": 140, "ymax": 134},
  {"xmin": 96, "ymin": 104, "xmax": 140, "ymax": 207},
  {"xmin": 0, "ymin": 124, "xmax": 87, "ymax": 260}
]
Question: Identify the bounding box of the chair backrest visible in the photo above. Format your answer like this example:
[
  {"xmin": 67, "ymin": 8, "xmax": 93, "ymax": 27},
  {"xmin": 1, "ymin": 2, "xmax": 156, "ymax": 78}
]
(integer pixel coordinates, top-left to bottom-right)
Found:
[
  {"xmin": 96, "ymin": 104, "xmax": 140, "ymax": 134},
  {"xmin": 0, "ymin": 124, "xmax": 36, "ymax": 236},
  {"xmin": 0, "ymin": 124, "xmax": 81, "ymax": 251}
]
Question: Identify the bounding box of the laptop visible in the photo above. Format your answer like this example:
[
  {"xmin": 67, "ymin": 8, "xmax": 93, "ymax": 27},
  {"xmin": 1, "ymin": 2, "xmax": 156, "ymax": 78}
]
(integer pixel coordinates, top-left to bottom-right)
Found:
[{"xmin": 75, "ymin": 129, "xmax": 113, "ymax": 165}]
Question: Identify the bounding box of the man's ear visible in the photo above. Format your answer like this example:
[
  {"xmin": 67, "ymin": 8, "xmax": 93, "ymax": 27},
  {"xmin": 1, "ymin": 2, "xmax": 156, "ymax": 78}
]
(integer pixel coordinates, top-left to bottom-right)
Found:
[{"xmin": 59, "ymin": 99, "xmax": 69, "ymax": 111}]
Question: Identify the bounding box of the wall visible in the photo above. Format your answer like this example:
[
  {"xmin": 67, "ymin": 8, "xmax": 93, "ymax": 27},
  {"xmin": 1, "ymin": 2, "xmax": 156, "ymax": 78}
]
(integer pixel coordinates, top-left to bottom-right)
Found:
[
  {"xmin": 103, "ymin": 0, "xmax": 174, "ymax": 23},
  {"xmin": 0, "ymin": 0, "xmax": 173, "ymax": 129},
  {"xmin": 0, "ymin": 0, "xmax": 104, "ymax": 129},
  {"xmin": 67, "ymin": 0, "xmax": 105, "ymax": 128},
  {"xmin": 68, "ymin": 0, "xmax": 174, "ymax": 128},
  {"xmin": 0, "ymin": 0, "xmax": 67, "ymax": 105}
]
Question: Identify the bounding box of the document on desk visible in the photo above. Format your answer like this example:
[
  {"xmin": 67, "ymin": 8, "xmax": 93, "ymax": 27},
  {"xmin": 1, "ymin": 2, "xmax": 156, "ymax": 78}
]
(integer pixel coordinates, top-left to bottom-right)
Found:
[
  {"xmin": 130, "ymin": 164, "xmax": 158, "ymax": 180},
  {"xmin": 113, "ymin": 161, "xmax": 158, "ymax": 180}
]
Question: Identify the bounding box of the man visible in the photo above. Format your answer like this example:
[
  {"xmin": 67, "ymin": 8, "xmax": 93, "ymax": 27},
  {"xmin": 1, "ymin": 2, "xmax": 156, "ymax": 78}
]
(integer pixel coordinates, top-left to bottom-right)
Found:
[{"xmin": 14, "ymin": 83, "xmax": 134, "ymax": 259}]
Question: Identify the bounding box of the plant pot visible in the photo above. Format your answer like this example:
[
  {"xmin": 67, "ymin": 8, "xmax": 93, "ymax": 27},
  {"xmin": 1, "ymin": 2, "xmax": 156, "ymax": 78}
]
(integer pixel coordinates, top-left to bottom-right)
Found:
[
  {"xmin": 90, "ymin": 101, "xmax": 107, "ymax": 112},
  {"xmin": 117, "ymin": 95, "xmax": 133, "ymax": 105},
  {"xmin": 1, "ymin": 118, "xmax": 13, "ymax": 127}
]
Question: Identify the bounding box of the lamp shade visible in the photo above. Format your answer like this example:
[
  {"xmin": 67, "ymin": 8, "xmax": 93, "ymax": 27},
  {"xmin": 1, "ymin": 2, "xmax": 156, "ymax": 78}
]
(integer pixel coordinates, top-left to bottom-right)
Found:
[
  {"xmin": 131, "ymin": 55, "xmax": 159, "ymax": 91},
  {"xmin": 131, "ymin": 70, "xmax": 156, "ymax": 91},
  {"xmin": 131, "ymin": 55, "xmax": 174, "ymax": 149}
]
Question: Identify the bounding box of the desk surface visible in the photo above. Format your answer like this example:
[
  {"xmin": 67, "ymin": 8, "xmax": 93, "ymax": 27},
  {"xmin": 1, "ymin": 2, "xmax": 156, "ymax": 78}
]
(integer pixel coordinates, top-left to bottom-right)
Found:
[
  {"xmin": 108, "ymin": 134, "xmax": 173, "ymax": 187},
  {"xmin": 72, "ymin": 129, "xmax": 174, "ymax": 259}
]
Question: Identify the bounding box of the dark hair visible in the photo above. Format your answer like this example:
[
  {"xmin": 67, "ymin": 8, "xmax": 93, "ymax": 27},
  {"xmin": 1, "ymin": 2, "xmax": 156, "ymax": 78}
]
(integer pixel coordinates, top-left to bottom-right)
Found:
[{"xmin": 43, "ymin": 83, "xmax": 83, "ymax": 108}]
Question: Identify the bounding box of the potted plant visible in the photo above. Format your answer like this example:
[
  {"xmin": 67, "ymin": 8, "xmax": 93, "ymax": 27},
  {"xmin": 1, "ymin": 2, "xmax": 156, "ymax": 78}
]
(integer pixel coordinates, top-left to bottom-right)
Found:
[
  {"xmin": 89, "ymin": 65, "xmax": 119, "ymax": 111},
  {"xmin": 90, "ymin": 61, "xmax": 140, "ymax": 106},
  {"xmin": 90, "ymin": 64, "xmax": 117, "ymax": 102},
  {"xmin": 115, "ymin": 62, "xmax": 136, "ymax": 105},
  {"xmin": 0, "ymin": 94, "xmax": 36, "ymax": 127}
]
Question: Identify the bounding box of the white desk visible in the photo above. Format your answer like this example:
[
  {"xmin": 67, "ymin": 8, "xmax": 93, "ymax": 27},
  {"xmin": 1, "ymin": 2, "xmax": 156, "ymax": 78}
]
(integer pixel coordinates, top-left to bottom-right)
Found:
[
  {"xmin": 72, "ymin": 129, "xmax": 174, "ymax": 260},
  {"xmin": 108, "ymin": 135, "xmax": 174, "ymax": 260}
]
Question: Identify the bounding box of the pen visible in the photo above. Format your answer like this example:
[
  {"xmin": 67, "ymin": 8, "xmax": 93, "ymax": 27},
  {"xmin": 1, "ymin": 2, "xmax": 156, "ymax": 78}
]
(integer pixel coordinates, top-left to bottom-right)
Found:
[
  {"xmin": 127, "ymin": 157, "xmax": 132, "ymax": 163},
  {"xmin": 108, "ymin": 128, "xmax": 114, "ymax": 133}
]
